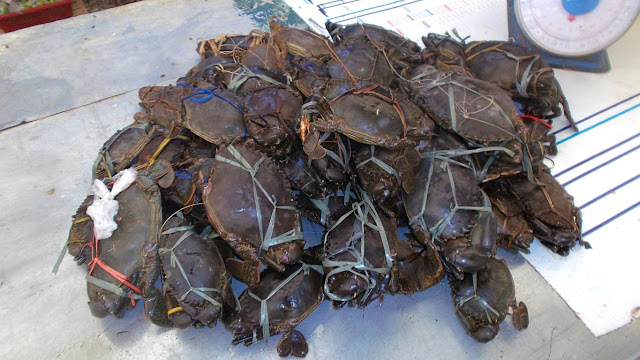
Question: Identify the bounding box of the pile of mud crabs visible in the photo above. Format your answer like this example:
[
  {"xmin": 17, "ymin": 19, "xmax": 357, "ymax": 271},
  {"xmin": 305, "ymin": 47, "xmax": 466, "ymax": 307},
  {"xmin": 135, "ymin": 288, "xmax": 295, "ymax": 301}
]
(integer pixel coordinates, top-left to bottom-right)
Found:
[{"xmin": 58, "ymin": 20, "xmax": 590, "ymax": 357}]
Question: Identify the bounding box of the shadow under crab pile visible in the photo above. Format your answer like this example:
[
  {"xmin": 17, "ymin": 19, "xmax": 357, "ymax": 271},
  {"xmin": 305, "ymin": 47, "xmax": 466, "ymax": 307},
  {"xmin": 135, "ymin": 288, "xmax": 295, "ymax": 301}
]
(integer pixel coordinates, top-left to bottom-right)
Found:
[{"xmin": 60, "ymin": 20, "xmax": 590, "ymax": 357}]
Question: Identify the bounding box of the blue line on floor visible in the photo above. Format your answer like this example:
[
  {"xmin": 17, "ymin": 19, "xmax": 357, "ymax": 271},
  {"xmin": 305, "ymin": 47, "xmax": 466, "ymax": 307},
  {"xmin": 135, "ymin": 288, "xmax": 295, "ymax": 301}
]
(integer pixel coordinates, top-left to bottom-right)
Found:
[
  {"xmin": 552, "ymin": 91, "xmax": 640, "ymax": 135},
  {"xmin": 321, "ymin": 0, "xmax": 362, "ymax": 10},
  {"xmin": 579, "ymin": 173, "xmax": 640, "ymax": 209},
  {"xmin": 328, "ymin": 0, "xmax": 413, "ymax": 21},
  {"xmin": 561, "ymin": 143, "xmax": 640, "ymax": 187},
  {"xmin": 557, "ymin": 102, "xmax": 640, "ymax": 145},
  {"xmin": 583, "ymin": 200, "xmax": 640, "ymax": 237},
  {"xmin": 554, "ymin": 133, "xmax": 640, "ymax": 177},
  {"xmin": 337, "ymin": 0, "xmax": 424, "ymax": 22}
]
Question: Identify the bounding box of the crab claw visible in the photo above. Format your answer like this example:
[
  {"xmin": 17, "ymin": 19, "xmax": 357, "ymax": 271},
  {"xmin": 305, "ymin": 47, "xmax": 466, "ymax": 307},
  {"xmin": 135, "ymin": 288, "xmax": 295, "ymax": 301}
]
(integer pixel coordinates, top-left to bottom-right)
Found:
[
  {"xmin": 511, "ymin": 301, "xmax": 529, "ymax": 330},
  {"xmin": 470, "ymin": 325, "xmax": 500, "ymax": 343},
  {"xmin": 225, "ymin": 258, "xmax": 261, "ymax": 285},
  {"xmin": 277, "ymin": 330, "xmax": 309, "ymax": 358},
  {"xmin": 302, "ymin": 130, "xmax": 326, "ymax": 160},
  {"xmin": 327, "ymin": 272, "xmax": 368, "ymax": 301}
]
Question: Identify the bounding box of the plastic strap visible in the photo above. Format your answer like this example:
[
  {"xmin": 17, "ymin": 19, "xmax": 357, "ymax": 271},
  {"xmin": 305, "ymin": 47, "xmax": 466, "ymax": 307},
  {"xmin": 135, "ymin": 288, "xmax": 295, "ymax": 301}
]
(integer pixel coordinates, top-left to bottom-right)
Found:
[
  {"xmin": 92, "ymin": 122, "xmax": 148, "ymax": 180},
  {"xmin": 167, "ymin": 306, "xmax": 184, "ymax": 316},
  {"xmin": 85, "ymin": 233, "xmax": 143, "ymax": 303},
  {"xmin": 177, "ymin": 83, "xmax": 244, "ymax": 114},
  {"xmin": 147, "ymin": 137, "xmax": 172, "ymax": 167},
  {"xmin": 317, "ymin": 132, "xmax": 347, "ymax": 168},
  {"xmin": 86, "ymin": 275, "xmax": 142, "ymax": 299},
  {"xmin": 409, "ymin": 66, "xmax": 439, "ymax": 81},
  {"xmin": 418, "ymin": 76, "xmax": 516, "ymax": 138},
  {"xmin": 429, "ymin": 146, "xmax": 515, "ymax": 159},
  {"xmin": 310, "ymin": 198, "xmax": 331, "ymax": 226},
  {"xmin": 322, "ymin": 188, "xmax": 393, "ymax": 302},
  {"xmin": 456, "ymin": 273, "xmax": 501, "ymax": 322},
  {"xmin": 301, "ymin": 100, "xmax": 320, "ymax": 115},
  {"xmin": 174, "ymin": 169, "xmax": 192, "ymax": 180},
  {"xmin": 159, "ymin": 226, "xmax": 223, "ymax": 309},
  {"xmin": 227, "ymin": 65, "xmax": 286, "ymax": 92},
  {"xmin": 355, "ymin": 145, "xmax": 400, "ymax": 180},
  {"xmin": 247, "ymin": 263, "xmax": 323, "ymax": 342},
  {"xmin": 412, "ymin": 151, "xmax": 492, "ymax": 241},
  {"xmin": 52, "ymin": 243, "xmax": 68, "ymax": 274},
  {"xmin": 215, "ymin": 145, "xmax": 303, "ymax": 257}
]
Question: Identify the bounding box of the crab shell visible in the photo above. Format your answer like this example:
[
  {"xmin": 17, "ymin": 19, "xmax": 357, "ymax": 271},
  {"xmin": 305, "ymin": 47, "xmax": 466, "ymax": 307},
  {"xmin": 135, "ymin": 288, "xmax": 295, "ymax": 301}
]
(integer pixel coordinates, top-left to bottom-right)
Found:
[
  {"xmin": 222, "ymin": 264, "xmax": 324, "ymax": 345},
  {"xmin": 327, "ymin": 22, "xmax": 420, "ymax": 62},
  {"xmin": 464, "ymin": 41, "xmax": 575, "ymax": 126},
  {"xmin": 220, "ymin": 64, "xmax": 289, "ymax": 96},
  {"xmin": 290, "ymin": 57, "xmax": 330, "ymax": 97},
  {"xmin": 269, "ymin": 19, "xmax": 334, "ymax": 61},
  {"xmin": 93, "ymin": 120, "xmax": 158, "ymax": 179},
  {"xmin": 354, "ymin": 145, "xmax": 422, "ymax": 203},
  {"xmin": 176, "ymin": 81, "xmax": 247, "ymax": 145},
  {"xmin": 241, "ymin": 41, "xmax": 279, "ymax": 72},
  {"xmin": 295, "ymin": 188, "xmax": 358, "ymax": 227},
  {"xmin": 311, "ymin": 87, "xmax": 418, "ymax": 151},
  {"xmin": 156, "ymin": 217, "xmax": 235, "ymax": 328},
  {"xmin": 408, "ymin": 65, "xmax": 526, "ymax": 161},
  {"xmin": 196, "ymin": 32, "xmax": 268, "ymax": 60},
  {"xmin": 403, "ymin": 132, "xmax": 484, "ymax": 242},
  {"xmin": 449, "ymin": 258, "xmax": 528, "ymax": 343},
  {"xmin": 482, "ymin": 181, "xmax": 534, "ymax": 254},
  {"xmin": 66, "ymin": 195, "xmax": 95, "ymax": 265},
  {"xmin": 327, "ymin": 43, "xmax": 395, "ymax": 86},
  {"xmin": 277, "ymin": 148, "xmax": 329, "ymax": 199},
  {"xmin": 323, "ymin": 201, "xmax": 398, "ymax": 307},
  {"xmin": 164, "ymin": 157, "xmax": 214, "ymax": 218},
  {"xmin": 183, "ymin": 56, "xmax": 237, "ymax": 85},
  {"xmin": 203, "ymin": 143, "xmax": 305, "ymax": 271},
  {"xmin": 504, "ymin": 170, "xmax": 584, "ymax": 256},
  {"xmin": 138, "ymin": 86, "xmax": 186, "ymax": 129},
  {"xmin": 87, "ymin": 175, "xmax": 161, "ymax": 318},
  {"xmin": 244, "ymin": 85, "xmax": 302, "ymax": 154},
  {"xmin": 303, "ymin": 131, "xmax": 353, "ymax": 188},
  {"xmin": 421, "ymin": 33, "xmax": 468, "ymax": 67},
  {"xmin": 471, "ymin": 113, "xmax": 556, "ymax": 182},
  {"xmin": 390, "ymin": 239, "xmax": 445, "ymax": 295}
]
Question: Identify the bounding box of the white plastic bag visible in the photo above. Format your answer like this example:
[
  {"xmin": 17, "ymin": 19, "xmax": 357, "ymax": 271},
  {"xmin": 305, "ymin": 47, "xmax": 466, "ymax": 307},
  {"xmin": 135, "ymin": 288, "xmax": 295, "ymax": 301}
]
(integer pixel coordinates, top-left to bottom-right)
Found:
[{"xmin": 86, "ymin": 168, "xmax": 138, "ymax": 240}]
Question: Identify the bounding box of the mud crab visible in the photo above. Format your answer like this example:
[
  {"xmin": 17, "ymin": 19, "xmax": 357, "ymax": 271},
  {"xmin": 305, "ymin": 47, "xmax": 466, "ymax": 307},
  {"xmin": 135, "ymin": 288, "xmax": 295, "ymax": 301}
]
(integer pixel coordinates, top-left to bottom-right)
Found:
[
  {"xmin": 322, "ymin": 189, "xmax": 397, "ymax": 307},
  {"xmin": 243, "ymin": 85, "xmax": 303, "ymax": 154},
  {"xmin": 354, "ymin": 145, "xmax": 421, "ymax": 215},
  {"xmin": 464, "ymin": 40, "xmax": 578, "ymax": 130},
  {"xmin": 501, "ymin": 169, "xmax": 590, "ymax": 256},
  {"xmin": 449, "ymin": 258, "xmax": 529, "ymax": 342},
  {"xmin": 203, "ymin": 143, "xmax": 304, "ymax": 280},
  {"xmin": 74, "ymin": 172, "xmax": 162, "ymax": 318},
  {"xmin": 223, "ymin": 263, "xmax": 324, "ymax": 357},
  {"xmin": 403, "ymin": 132, "xmax": 497, "ymax": 277},
  {"xmin": 407, "ymin": 65, "xmax": 526, "ymax": 164},
  {"xmin": 145, "ymin": 216, "xmax": 236, "ymax": 329},
  {"xmin": 482, "ymin": 181, "xmax": 534, "ymax": 254}
]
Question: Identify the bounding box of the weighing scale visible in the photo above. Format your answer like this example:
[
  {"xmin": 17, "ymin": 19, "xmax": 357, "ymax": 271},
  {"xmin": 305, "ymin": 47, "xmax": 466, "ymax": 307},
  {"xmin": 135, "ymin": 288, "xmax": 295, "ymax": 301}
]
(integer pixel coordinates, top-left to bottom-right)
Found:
[{"xmin": 508, "ymin": 0, "xmax": 640, "ymax": 72}]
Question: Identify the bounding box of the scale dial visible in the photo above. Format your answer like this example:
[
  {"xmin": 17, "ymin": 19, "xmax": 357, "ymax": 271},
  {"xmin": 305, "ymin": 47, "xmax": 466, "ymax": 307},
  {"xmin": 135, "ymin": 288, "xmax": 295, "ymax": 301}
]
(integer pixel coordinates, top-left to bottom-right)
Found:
[{"xmin": 515, "ymin": 0, "xmax": 640, "ymax": 57}]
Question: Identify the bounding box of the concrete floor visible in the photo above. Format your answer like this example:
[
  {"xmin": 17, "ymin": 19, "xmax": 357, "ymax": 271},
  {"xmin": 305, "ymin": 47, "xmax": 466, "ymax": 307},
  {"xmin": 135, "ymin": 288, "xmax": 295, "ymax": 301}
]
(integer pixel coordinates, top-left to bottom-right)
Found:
[{"xmin": 0, "ymin": 1, "xmax": 639, "ymax": 359}]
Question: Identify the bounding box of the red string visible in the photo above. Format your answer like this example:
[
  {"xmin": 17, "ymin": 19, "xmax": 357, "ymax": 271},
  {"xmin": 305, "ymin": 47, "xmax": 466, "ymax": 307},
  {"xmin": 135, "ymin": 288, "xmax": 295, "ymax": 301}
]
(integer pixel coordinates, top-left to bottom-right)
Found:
[
  {"xmin": 519, "ymin": 114, "xmax": 552, "ymax": 129},
  {"xmin": 87, "ymin": 233, "xmax": 142, "ymax": 306}
]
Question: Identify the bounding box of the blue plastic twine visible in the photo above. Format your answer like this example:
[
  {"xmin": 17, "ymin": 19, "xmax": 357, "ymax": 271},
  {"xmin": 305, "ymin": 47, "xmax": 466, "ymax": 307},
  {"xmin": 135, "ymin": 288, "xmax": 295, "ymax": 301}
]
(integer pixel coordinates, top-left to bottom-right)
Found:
[
  {"xmin": 175, "ymin": 169, "xmax": 193, "ymax": 180},
  {"xmin": 177, "ymin": 83, "xmax": 244, "ymax": 114}
]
